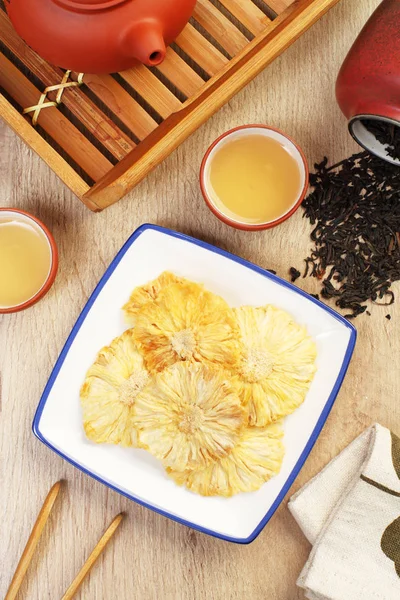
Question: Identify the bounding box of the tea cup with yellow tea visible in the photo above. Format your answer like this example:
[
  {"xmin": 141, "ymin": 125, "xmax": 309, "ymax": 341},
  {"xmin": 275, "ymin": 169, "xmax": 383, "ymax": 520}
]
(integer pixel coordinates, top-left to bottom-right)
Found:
[
  {"xmin": 0, "ymin": 209, "xmax": 58, "ymax": 314},
  {"xmin": 200, "ymin": 125, "xmax": 309, "ymax": 230}
]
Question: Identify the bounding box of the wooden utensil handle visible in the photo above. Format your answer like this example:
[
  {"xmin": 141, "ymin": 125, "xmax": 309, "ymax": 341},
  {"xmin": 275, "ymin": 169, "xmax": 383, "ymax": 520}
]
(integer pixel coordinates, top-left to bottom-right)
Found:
[
  {"xmin": 61, "ymin": 513, "xmax": 124, "ymax": 600},
  {"xmin": 5, "ymin": 481, "xmax": 62, "ymax": 600}
]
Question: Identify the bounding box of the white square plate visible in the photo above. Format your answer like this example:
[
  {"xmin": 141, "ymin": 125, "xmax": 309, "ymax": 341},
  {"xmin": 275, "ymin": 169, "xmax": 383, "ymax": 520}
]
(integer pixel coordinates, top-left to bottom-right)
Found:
[{"xmin": 33, "ymin": 224, "xmax": 356, "ymax": 543}]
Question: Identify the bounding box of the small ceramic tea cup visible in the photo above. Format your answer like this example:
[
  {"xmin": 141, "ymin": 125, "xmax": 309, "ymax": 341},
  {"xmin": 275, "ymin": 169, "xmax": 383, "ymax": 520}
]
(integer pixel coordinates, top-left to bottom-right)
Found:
[
  {"xmin": 0, "ymin": 208, "xmax": 58, "ymax": 314},
  {"xmin": 199, "ymin": 125, "xmax": 309, "ymax": 231}
]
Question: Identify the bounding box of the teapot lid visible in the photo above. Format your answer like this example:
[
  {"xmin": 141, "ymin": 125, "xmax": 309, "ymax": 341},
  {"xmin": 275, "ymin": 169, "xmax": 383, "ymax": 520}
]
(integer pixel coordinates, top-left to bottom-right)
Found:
[{"xmin": 55, "ymin": 0, "xmax": 128, "ymax": 10}]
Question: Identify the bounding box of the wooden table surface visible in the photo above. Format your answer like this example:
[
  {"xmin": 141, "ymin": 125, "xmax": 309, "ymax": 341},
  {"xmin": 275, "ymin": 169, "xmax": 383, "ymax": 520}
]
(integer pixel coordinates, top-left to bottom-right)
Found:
[{"xmin": 1, "ymin": 1, "xmax": 397, "ymax": 598}]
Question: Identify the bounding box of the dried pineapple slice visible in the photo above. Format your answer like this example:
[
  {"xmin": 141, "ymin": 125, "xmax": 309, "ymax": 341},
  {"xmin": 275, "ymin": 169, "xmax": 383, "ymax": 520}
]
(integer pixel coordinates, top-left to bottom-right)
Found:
[
  {"xmin": 123, "ymin": 271, "xmax": 182, "ymax": 325},
  {"xmin": 133, "ymin": 362, "xmax": 245, "ymax": 471},
  {"xmin": 80, "ymin": 330, "xmax": 151, "ymax": 447},
  {"xmin": 133, "ymin": 280, "xmax": 240, "ymax": 373},
  {"xmin": 235, "ymin": 306, "xmax": 317, "ymax": 426},
  {"xmin": 169, "ymin": 422, "xmax": 284, "ymax": 496}
]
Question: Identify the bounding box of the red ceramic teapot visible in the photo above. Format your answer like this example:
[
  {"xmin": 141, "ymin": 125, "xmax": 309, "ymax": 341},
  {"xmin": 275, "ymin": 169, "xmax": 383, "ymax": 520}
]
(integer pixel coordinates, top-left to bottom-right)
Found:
[
  {"xmin": 5, "ymin": 0, "xmax": 197, "ymax": 73},
  {"xmin": 336, "ymin": 0, "xmax": 400, "ymax": 165}
]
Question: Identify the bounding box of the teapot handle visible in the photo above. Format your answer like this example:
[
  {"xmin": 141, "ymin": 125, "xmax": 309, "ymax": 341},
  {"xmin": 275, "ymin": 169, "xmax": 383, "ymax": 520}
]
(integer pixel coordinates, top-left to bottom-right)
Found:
[{"xmin": 121, "ymin": 19, "xmax": 166, "ymax": 67}]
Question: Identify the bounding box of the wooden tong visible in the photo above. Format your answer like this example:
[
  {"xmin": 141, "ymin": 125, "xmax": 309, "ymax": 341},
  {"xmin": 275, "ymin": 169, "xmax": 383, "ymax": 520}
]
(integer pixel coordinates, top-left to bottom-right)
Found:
[{"xmin": 5, "ymin": 482, "xmax": 124, "ymax": 600}]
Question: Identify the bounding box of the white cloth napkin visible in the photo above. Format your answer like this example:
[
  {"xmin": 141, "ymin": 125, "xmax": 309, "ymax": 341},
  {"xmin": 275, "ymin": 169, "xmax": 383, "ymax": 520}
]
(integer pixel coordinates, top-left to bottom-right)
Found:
[{"xmin": 288, "ymin": 424, "xmax": 400, "ymax": 600}]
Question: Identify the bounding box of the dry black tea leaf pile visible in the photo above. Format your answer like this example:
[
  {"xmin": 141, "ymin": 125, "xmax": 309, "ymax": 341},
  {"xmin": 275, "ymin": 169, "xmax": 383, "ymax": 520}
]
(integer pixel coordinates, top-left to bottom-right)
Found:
[
  {"xmin": 363, "ymin": 119, "xmax": 400, "ymax": 162},
  {"xmin": 298, "ymin": 151, "xmax": 400, "ymax": 318}
]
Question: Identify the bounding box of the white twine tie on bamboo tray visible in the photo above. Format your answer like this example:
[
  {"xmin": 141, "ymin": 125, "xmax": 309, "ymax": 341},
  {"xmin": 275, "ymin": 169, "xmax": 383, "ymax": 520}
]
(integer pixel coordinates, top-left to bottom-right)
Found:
[{"xmin": 23, "ymin": 70, "xmax": 84, "ymax": 126}]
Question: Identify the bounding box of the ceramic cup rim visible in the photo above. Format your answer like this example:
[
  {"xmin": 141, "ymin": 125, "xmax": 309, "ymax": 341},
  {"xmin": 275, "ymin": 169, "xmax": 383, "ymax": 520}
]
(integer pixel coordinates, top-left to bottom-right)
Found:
[
  {"xmin": 349, "ymin": 114, "xmax": 400, "ymax": 167},
  {"xmin": 0, "ymin": 208, "xmax": 59, "ymax": 314},
  {"xmin": 199, "ymin": 124, "xmax": 309, "ymax": 231}
]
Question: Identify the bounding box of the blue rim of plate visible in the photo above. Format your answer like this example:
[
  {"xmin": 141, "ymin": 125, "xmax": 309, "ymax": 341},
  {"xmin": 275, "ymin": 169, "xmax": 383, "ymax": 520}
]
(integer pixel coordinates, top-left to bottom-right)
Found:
[{"xmin": 33, "ymin": 223, "xmax": 357, "ymax": 544}]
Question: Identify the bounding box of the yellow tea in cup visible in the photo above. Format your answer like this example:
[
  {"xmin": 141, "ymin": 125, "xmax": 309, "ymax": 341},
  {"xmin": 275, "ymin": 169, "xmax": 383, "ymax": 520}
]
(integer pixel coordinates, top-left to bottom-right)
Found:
[
  {"xmin": 0, "ymin": 214, "xmax": 52, "ymax": 310},
  {"xmin": 202, "ymin": 128, "xmax": 307, "ymax": 229}
]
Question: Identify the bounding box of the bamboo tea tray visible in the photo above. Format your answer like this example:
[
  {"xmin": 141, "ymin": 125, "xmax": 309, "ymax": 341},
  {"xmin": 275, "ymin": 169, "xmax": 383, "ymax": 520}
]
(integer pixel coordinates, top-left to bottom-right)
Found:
[{"xmin": 0, "ymin": 0, "xmax": 340, "ymax": 211}]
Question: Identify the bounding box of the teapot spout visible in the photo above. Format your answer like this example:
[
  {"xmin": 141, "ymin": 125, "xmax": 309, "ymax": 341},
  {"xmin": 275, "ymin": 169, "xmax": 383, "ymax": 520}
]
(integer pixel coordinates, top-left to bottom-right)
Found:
[{"xmin": 122, "ymin": 20, "xmax": 166, "ymax": 67}]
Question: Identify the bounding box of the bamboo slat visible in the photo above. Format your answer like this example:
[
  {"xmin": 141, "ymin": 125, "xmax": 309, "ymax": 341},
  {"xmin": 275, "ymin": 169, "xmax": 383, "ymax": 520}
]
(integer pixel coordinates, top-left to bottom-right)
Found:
[
  {"xmin": 0, "ymin": 54, "xmax": 112, "ymax": 181},
  {"xmin": 156, "ymin": 47, "xmax": 205, "ymax": 97},
  {"xmin": 217, "ymin": 0, "xmax": 270, "ymax": 34},
  {"xmin": 80, "ymin": 73, "xmax": 158, "ymax": 140},
  {"xmin": 0, "ymin": 11, "xmax": 134, "ymax": 161},
  {"xmin": 265, "ymin": 0, "xmax": 295, "ymax": 13},
  {"xmin": 181, "ymin": 2, "xmax": 282, "ymax": 108},
  {"xmin": 119, "ymin": 64, "xmax": 182, "ymax": 119},
  {"xmin": 175, "ymin": 23, "xmax": 229, "ymax": 75},
  {"xmin": 193, "ymin": 0, "xmax": 249, "ymax": 56}
]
